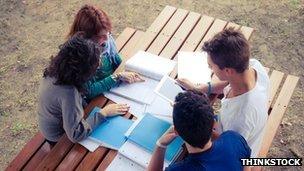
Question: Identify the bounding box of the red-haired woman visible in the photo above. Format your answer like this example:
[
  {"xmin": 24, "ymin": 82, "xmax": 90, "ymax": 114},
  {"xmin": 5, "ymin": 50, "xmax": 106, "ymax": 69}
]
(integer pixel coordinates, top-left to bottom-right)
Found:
[{"xmin": 67, "ymin": 4, "xmax": 143, "ymax": 101}]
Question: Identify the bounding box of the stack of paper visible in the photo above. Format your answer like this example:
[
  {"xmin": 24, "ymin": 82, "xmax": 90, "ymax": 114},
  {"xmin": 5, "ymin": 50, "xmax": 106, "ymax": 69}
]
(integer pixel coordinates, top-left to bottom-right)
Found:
[{"xmin": 177, "ymin": 51, "xmax": 211, "ymax": 84}]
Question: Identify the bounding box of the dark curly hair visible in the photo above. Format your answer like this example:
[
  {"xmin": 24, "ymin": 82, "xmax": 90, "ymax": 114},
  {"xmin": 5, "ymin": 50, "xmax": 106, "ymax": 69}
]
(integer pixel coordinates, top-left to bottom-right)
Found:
[
  {"xmin": 202, "ymin": 27, "xmax": 250, "ymax": 73},
  {"xmin": 43, "ymin": 33, "xmax": 101, "ymax": 93},
  {"xmin": 173, "ymin": 91, "xmax": 214, "ymax": 148}
]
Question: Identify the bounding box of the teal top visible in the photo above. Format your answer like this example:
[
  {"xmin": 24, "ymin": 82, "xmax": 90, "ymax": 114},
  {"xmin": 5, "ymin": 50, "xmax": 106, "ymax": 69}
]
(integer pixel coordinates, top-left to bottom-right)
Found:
[{"xmin": 84, "ymin": 34, "xmax": 122, "ymax": 100}]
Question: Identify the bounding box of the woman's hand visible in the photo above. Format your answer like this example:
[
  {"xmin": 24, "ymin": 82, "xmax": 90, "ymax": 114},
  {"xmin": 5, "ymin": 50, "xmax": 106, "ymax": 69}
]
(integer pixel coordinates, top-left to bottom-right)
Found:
[
  {"xmin": 118, "ymin": 72, "xmax": 144, "ymax": 83},
  {"xmin": 101, "ymin": 103, "xmax": 129, "ymax": 117}
]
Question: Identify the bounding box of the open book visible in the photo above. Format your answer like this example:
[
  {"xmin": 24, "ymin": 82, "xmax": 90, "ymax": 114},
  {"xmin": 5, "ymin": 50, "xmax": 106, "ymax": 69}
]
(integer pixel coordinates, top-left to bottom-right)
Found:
[
  {"xmin": 109, "ymin": 51, "xmax": 176, "ymax": 104},
  {"xmin": 178, "ymin": 51, "xmax": 212, "ymax": 84}
]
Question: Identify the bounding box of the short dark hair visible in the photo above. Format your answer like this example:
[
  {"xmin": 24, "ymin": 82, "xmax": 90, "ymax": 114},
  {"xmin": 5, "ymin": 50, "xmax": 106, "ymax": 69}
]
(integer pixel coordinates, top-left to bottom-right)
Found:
[
  {"xmin": 202, "ymin": 27, "xmax": 250, "ymax": 73},
  {"xmin": 43, "ymin": 33, "xmax": 101, "ymax": 92},
  {"xmin": 173, "ymin": 91, "xmax": 214, "ymax": 148}
]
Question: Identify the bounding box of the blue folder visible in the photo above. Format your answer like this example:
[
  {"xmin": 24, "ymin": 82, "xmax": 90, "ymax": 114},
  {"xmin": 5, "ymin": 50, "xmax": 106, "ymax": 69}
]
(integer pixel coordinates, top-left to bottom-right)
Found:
[
  {"xmin": 127, "ymin": 113, "xmax": 184, "ymax": 162},
  {"xmin": 88, "ymin": 107, "xmax": 133, "ymax": 150}
]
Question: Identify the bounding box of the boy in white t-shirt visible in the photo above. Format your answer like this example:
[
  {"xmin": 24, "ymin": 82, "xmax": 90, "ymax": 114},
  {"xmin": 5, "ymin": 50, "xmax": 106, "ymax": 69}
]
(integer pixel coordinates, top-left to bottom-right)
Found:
[{"xmin": 177, "ymin": 28, "xmax": 270, "ymax": 157}]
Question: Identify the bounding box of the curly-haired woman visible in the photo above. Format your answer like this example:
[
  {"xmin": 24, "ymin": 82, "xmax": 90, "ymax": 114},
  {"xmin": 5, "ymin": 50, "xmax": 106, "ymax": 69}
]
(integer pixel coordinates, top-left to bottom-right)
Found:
[
  {"xmin": 38, "ymin": 34, "xmax": 129, "ymax": 145},
  {"xmin": 67, "ymin": 4, "xmax": 143, "ymax": 101}
]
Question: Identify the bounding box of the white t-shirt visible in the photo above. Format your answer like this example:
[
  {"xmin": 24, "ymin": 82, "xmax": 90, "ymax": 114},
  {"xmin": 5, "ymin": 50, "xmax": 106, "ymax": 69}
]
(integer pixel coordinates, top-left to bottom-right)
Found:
[{"xmin": 219, "ymin": 59, "xmax": 270, "ymax": 158}]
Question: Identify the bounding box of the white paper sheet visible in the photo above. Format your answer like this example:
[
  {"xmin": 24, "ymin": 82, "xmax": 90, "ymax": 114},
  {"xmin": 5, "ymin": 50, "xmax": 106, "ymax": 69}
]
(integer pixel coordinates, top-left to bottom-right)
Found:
[
  {"xmin": 78, "ymin": 138, "xmax": 100, "ymax": 152},
  {"xmin": 106, "ymin": 153, "xmax": 145, "ymax": 171},
  {"xmin": 178, "ymin": 51, "xmax": 211, "ymax": 84},
  {"xmin": 145, "ymin": 95, "xmax": 173, "ymax": 118},
  {"xmin": 126, "ymin": 51, "xmax": 177, "ymax": 80},
  {"xmin": 104, "ymin": 92, "xmax": 146, "ymax": 118},
  {"xmin": 118, "ymin": 140, "xmax": 169, "ymax": 168},
  {"xmin": 109, "ymin": 76, "xmax": 158, "ymax": 105}
]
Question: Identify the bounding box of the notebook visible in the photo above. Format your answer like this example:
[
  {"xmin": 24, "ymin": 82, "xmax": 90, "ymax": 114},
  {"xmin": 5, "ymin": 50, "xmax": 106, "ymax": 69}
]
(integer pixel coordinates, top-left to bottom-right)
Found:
[
  {"xmin": 109, "ymin": 51, "xmax": 176, "ymax": 105},
  {"xmin": 178, "ymin": 51, "xmax": 212, "ymax": 84},
  {"xmin": 80, "ymin": 107, "xmax": 134, "ymax": 150},
  {"xmin": 126, "ymin": 113, "xmax": 184, "ymax": 162}
]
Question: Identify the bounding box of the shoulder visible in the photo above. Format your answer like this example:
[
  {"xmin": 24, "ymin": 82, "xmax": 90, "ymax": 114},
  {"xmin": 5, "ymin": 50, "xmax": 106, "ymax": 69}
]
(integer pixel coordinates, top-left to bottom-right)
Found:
[
  {"xmin": 220, "ymin": 130, "xmax": 245, "ymax": 141},
  {"xmin": 219, "ymin": 131, "xmax": 251, "ymax": 156},
  {"xmin": 249, "ymin": 58, "xmax": 269, "ymax": 82}
]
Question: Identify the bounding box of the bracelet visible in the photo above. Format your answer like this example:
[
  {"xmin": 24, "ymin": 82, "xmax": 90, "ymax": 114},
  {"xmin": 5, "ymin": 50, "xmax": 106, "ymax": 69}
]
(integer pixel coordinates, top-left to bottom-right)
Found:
[
  {"xmin": 207, "ymin": 82, "xmax": 212, "ymax": 96},
  {"xmin": 156, "ymin": 139, "xmax": 167, "ymax": 149}
]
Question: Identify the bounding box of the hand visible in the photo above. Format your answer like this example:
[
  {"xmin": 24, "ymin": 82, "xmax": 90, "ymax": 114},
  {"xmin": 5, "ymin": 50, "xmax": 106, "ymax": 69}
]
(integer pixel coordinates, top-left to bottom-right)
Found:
[
  {"xmin": 118, "ymin": 72, "xmax": 145, "ymax": 83},
  {"xmin": 158, "ymin": 126, "xmax": 178, "ymax": 146},
  {"xmin": 176, "ymin": 78, "xmax": 196, "ymax": 90},
  {"xmin": 101, "ymin": 103, "xmax": 129, "ymax": 117}
]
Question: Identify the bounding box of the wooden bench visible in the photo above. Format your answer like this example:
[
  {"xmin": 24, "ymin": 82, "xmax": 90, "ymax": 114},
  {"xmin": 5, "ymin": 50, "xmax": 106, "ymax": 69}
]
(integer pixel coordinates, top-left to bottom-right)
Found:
[{"xmin": 6, "ymin": 6, "xmax": 299, "ymax": 171}]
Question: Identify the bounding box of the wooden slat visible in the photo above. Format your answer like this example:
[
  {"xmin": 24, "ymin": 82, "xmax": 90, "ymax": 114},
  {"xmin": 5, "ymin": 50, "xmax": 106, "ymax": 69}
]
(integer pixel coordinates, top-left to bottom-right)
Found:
[
  {"xmin": 267, "ymin": 70, "xmax": 284, "ymax": 109},
  {"xmin": 115, "ymin": 27, "xmax": 136, "ymax": 52},
  {"xmin": 240, "ymin": 26, "xmax": 254, "ymax": 40},
  {"xmin": 115, "ymin": 6, "xmax": 177, "ymax": 72},
  {"xmin": 75, "ymin": 146, "xmax": 109, "ymax": 171},
  {"xmin": 147, "ymin": 8, "xmax": 189, "ymax": 55},
  {"xmin": 96, "ymin": 151, "xmax": 118, "ymax": 171},
  {"xmin": 160, "ymin": 12, "xmax": 201, "ymax": 58},
  {"xmin": 55, "ymin": 144, "xmax": 88, "ymax": 171},
  {"xmin": 225, "ymin": 22, "xmax": 241, "ymax": 30},
  {"xmin": 23, "ymin": 142, "xmax": 51, "ymax": 171},
  {"xmin": 259, "ymin": 75, "xmax": 299, "ymax": 157},
  {"xmin": 179, "ymin": 15, "xmax": 214, "ymax": 52},
  {"xmin": 5, "ymin": 132, "xmax": 45, "ymax": 171},
  {"xmin": 34, "ymin": 135, "xmax": 74, "ymax": 171},
  {"xmin": 119, "ymin": 31, "xmax": 146, "ymax": 64},
  {"xmin": 195, "ymin": 19, "xmax": 227, "ymax": 51}
]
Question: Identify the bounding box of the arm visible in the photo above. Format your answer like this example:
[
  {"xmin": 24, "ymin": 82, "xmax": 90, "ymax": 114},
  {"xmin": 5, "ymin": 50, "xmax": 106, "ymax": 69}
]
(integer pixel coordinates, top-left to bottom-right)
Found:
[
  {"xmin": 148, "ymin": 146, "xmax": 167, "ymax": 171},
  {"xmin": 61, "ymin": 89, "xmax": 106, "ymax": 142},
  {"xmin": 84, "ymin": 75, "xmax": 119, "ymax": 100},
  {"xmin": 148, "ymin": 127, "xmax": 178, "ymax": 171},
  {"xmin": 176, "ymin": 78, "xmax": 228, "ymax": 95}
]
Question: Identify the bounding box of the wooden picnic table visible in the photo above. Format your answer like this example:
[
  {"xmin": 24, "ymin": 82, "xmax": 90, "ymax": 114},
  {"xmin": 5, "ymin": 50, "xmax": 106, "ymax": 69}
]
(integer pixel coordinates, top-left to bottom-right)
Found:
[{"xmin": 6, "ymin": 5, "xmax": 299, "ymax": 171}]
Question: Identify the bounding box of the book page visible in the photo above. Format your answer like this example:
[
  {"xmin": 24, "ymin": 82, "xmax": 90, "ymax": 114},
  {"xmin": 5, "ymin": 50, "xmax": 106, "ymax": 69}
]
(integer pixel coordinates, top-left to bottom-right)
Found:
[
  {"xmin": 125, "ymin": 51, "xmax": 177, "ymax": 80},
  {"xmin": 104, "ymin": 92, "xmax": 146, "ymax": 118},
  {"xmin": 109, "ymin": 76, "xmax": 158, "ymax": 105},
  {"xmin": 154, "ymin": 75, "xmax": 184, "ymax": 104},
  {"xmin": 145, "ymin": 95, "xmax": 173, "ymax": 118},
  {"xmin": 178, "ymin": 51, "xmax": 211, "ymax": 84}
]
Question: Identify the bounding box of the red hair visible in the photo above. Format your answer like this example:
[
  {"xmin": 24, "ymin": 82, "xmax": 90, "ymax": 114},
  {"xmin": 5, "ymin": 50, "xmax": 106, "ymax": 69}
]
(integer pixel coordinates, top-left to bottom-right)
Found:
[{"xmin": 67, "ymin": 4, "xmax": 112, "ymax": 43}]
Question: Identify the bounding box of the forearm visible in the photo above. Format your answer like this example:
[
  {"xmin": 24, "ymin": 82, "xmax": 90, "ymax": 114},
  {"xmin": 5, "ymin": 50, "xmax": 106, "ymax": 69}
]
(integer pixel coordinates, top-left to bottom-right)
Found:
[
  {"xmin": 64, "ymin": 111, "xmax": 106, "ymax": 142},
  {"xmin": 197, "ymin": 81, "xmax": 228, "ymax": 94},
  {"xmin": 84, "ymin": 76, "xmax": 119, "ymax": 100},
  {"xmin": 147, "ymin": 146, "xmax": 166, "ymax": 171}
]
